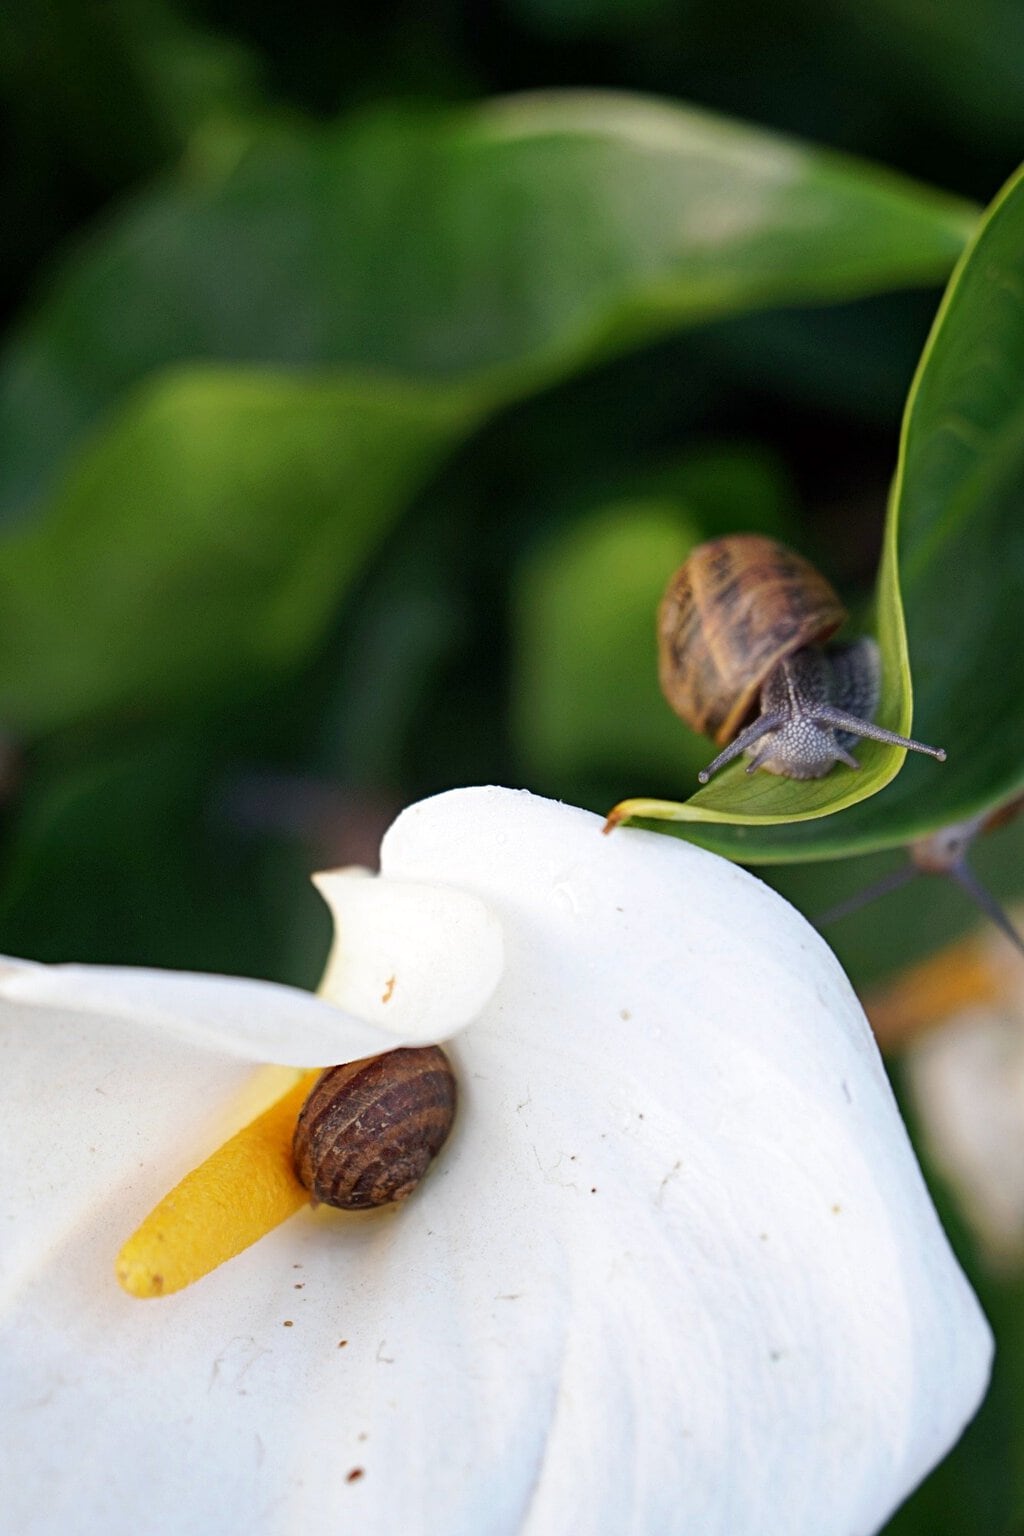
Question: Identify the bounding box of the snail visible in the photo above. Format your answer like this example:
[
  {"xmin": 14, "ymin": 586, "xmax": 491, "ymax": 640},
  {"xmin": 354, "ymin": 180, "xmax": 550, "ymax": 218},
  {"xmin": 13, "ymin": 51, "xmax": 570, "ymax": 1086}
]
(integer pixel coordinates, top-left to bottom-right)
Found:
[
  {"xmin": 657, "ymin": 534, "xmax": 947, "ymax": 783},
  {"xmin": 293, "ymin": 1045, "xmax": 456, "ymax": 1210}
]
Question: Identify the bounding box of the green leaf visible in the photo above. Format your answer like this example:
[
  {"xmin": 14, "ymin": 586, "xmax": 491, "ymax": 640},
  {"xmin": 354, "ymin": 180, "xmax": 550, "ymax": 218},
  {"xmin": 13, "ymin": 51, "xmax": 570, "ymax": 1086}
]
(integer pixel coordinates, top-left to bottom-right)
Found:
[
  {"xmin": 0, "ymin": 369, "xmax": 477, "ymax": 730},
  {"xmin": 610, "ymin": 159, "xmax": 1024, "ymax": 859},
  {"xmin": 0, "ymin": 92, "xmax": 977, "ymax": 733},
  {"xmin": 850, "ymin": 163, "xmax": 1024, "ymax": 833},
  {"xmin": 1, "ymin": 92, "xmax": 976, "ymax": 522}
]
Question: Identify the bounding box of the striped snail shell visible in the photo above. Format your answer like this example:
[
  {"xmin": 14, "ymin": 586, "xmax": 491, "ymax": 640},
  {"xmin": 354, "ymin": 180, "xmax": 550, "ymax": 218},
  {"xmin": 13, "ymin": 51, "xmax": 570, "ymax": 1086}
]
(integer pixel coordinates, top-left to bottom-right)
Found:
[
  {"xmin": 657, "ymin": 533, "xmax": 946, "ymax": 782},
  {"xmin": 658, "ymin": 533, "xmax": 846, "ymax": 747},
  {"xmin": 293, "ymin": 1046, "xmax": 457, "ymax": 1210}
]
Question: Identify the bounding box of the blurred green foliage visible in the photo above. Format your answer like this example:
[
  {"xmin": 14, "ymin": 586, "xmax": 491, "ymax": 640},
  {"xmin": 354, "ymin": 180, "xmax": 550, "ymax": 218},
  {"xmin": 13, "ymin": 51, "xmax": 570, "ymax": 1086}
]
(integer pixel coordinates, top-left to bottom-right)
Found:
[{"xmin": 3, "ymin": 3, "xmax": 1024, "ymax": 1530}]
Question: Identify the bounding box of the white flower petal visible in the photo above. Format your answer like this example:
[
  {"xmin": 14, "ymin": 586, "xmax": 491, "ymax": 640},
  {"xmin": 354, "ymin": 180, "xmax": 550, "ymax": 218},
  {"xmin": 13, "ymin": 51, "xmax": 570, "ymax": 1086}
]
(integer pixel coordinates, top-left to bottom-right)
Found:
[
  {"xmin": 0, "ymin": 997, "xmax": 257, "ymax": 1306},
  {"xmin": 0, "ymin": 956, "xmax": 438, "ymax": 1065},
  {"xmin": 0, "ymin": 788, "xmax": 992, "ymax": 1536},
  {"xmin": 313, "ymin": 873, "xmax": 504, "ymax": 1036},
  {"xmin": 0, "ymin": 923, "xmax": 490, "ymax": 1309},
  {"xmin": 372, "ymin": 787, "xmax": 992, "ymax": 1531}
]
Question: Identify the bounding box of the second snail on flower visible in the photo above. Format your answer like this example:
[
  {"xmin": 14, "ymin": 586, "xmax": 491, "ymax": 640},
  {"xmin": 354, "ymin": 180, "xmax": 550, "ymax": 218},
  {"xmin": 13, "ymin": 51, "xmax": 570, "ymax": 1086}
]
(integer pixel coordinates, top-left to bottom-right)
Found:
[{"xmin": 658, "ymin": 534, "xmax": 946, "ymax": 783}]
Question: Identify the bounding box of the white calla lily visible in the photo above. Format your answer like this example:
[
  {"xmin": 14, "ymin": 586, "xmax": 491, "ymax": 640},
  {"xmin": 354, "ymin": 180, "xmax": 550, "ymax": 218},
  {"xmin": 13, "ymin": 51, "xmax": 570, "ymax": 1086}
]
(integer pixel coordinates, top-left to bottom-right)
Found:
[{"xmin": 0, "ymin": 786, "xmax": 991, "ymax": 1536}]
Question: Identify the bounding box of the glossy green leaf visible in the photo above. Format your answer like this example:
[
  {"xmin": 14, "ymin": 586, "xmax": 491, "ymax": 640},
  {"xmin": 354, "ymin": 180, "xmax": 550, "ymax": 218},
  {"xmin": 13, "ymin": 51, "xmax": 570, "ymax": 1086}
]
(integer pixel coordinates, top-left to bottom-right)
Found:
[
  {"xmin": 611, "ymin": 160, "xmax": 1024, "ymax": 859},
  {"xmin": 0, "ymin": 91, "xmax": 978, "ymax": 732},
  {"xmin": 1, "ymin": 91, "xmax": 975, "ymax": 523}
]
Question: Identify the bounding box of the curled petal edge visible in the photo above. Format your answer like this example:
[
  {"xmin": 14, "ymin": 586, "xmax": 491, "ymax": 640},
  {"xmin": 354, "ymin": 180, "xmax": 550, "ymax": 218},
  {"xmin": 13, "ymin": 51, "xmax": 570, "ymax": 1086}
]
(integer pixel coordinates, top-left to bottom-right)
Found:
[{"xmin": 312, "ymin": 872, "xmax": 505, "ymax": 1038}]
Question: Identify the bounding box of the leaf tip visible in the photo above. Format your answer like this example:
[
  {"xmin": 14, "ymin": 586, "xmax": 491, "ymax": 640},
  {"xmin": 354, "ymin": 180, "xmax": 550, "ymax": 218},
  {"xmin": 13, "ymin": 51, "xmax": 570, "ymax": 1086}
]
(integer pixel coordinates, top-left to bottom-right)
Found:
[{"xmin": 602, "ymin": 805, "xmax": 629, "ymax": 834}]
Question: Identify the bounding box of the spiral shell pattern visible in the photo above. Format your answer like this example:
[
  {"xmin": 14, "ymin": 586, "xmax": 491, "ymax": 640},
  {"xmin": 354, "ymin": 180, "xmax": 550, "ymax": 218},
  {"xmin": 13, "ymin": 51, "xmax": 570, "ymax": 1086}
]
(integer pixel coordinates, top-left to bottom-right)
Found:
[
  {"xmin": 657, "ymin": 534, "xmax": 847, "ymax": 744},
  {"xmin": 293, "ymin": 1046, "xmax": 457, "ymax": 1210}
]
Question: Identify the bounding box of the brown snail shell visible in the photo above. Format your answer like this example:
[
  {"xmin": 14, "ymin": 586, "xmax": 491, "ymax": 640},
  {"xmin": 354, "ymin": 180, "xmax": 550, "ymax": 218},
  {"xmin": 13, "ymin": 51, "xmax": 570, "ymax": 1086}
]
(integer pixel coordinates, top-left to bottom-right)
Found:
[
  {"xmin": 293, "ymin": 1045, "xmax": 456, "ymax": 1210},
  {"xmin": 658, "ymin": 533, "xmax": 847, "ymax": 746}
]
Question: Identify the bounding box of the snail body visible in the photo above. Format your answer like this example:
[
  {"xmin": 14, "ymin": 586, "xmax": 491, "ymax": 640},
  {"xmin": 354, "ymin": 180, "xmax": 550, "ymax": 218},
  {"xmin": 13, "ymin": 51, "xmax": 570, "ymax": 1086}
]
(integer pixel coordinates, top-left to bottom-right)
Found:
[
  {"xmin": 658, "ymin": 534, "xmax": 946, "ymax": 783},
  {"xmin": 293, "ymin": 1045, "xmax": 456, "ymax": 1210}
]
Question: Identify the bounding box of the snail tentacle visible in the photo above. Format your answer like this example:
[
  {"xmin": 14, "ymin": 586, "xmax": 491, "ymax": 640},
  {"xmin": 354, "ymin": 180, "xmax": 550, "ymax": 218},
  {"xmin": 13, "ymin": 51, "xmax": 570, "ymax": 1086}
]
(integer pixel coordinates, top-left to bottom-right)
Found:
[
  {"xmin": 697, "ymin": 710, "xmax": 789, "ymax": 783},
  {"xmin": 810, "ymin": 706, "xmax": 946, "ymax": 762}
]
